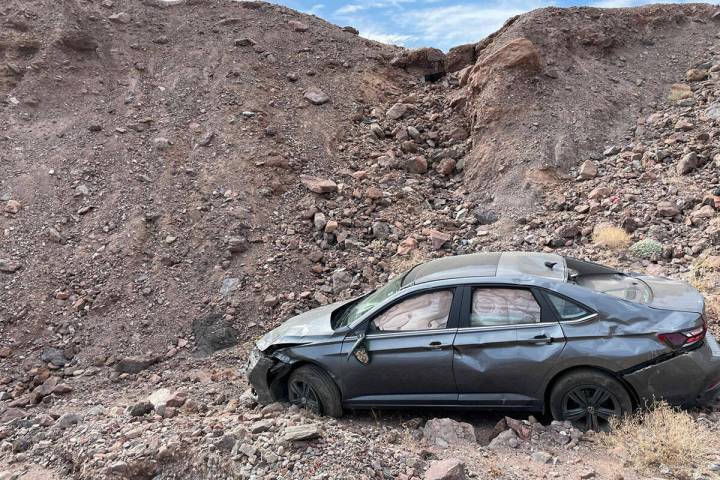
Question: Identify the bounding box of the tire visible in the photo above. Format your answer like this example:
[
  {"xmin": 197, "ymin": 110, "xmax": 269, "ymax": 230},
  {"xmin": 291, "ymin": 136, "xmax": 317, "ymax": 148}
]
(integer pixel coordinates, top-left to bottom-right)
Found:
[
  {"xmin": 549, "ymin": 369, "xmax": 633, "ymax": 432},
  {"xmin": 287, "ymin": 365, "xmax": 343, "ymax": 418}
]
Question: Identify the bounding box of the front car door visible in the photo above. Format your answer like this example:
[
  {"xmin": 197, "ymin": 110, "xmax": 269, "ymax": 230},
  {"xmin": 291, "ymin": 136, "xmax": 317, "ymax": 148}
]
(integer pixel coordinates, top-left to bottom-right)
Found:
[
  {"xmin": 340, "ymin": 286, "xmax": 462, "ymax": 407},
  {"xmin": 452, "ymin": 284, "xmax": 566, "ymax": 409}
]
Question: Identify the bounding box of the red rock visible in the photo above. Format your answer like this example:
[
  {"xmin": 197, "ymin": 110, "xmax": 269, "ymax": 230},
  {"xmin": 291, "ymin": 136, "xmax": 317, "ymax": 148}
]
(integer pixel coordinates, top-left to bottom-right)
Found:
[
  {"xmin": 424, "ymin": 458, "xmax": 466, "ymax": 480},
  {"xmin": 397, "ymin": 237, "xmax": 418, "ymax": 255},
  {"xmin": 428, "ymin": 230, "xmax": 451, "ymax": 250},
  {"xmin": 300, "ymin": 175, "xmax": 337, "ymax": 194}
]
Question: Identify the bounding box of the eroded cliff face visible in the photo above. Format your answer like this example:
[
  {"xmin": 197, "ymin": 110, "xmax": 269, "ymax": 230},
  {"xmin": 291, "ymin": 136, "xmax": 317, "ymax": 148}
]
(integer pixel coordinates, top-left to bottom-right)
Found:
[{"xmin": 449, "ymin": 5, "xmax": 719, "ymax": 209}]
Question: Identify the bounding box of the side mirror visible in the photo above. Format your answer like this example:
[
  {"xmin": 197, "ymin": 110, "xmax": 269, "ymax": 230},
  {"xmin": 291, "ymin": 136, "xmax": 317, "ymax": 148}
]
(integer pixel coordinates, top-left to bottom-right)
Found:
[{"xmin": 347, "ymin": 331, "xmax": 370, "ymax": 364}]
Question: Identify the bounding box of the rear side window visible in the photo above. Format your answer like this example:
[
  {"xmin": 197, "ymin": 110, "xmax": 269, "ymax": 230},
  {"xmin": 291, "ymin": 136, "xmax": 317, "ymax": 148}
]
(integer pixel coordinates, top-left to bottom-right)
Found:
[
  {"xmin": 371, "ymin": 290, "xmax": 453, "ymax": 332},
  {"xmin": 470, "ymin": 288, "xmax": 541, "ymax": 327},
  {"xmin": 546, "ymin": 293, "xmax": 591, "ymax": 321}
]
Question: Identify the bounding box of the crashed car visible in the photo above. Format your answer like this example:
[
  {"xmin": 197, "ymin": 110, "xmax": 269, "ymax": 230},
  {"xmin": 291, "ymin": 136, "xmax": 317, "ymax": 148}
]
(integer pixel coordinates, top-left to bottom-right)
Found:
[{"xmin": 247, "ymin": 251, "xmax": 720, "ymax": 430}]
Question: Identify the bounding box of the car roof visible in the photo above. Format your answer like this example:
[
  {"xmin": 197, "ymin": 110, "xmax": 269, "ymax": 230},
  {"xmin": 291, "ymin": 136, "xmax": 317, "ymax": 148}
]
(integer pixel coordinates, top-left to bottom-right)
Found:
[{"xmin": 401, "ymin": 251, "xmax": 567, "ymax": 287}]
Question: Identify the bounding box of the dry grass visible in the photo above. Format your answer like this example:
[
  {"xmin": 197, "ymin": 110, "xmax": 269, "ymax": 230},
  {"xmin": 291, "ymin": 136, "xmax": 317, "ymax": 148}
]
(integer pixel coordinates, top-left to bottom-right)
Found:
[
  {"xmin": 593, "ymin": 225, "xmax": 631, "ymax": 250},
  {"xmin": 689, "ymin": 256, "xmax": 720, "ymax": 329},
  {"xmin": 602, "ymin": 402, "xmax": 715, "ymax": 475},
  {"xmin": 689, "ymin": 256, "xmax": 720, "ymax": 293},
  {"xmin": 668, "ymin": 84, "xmax": 693, "ymax": 102},
  {"xmin": 390, "ymin": 249, "xmax": 426, "ymax": 274}
]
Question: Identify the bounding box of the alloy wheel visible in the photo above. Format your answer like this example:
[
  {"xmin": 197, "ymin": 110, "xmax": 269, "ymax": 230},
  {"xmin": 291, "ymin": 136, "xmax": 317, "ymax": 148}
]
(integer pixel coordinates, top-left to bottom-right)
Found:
[
  {"xmin": 288, "ymin": 379, "xmax": 322, "ymax": 414},
  {"xmin": 561, "ymin": 385, "xmax": 622, "ymax": 431}
]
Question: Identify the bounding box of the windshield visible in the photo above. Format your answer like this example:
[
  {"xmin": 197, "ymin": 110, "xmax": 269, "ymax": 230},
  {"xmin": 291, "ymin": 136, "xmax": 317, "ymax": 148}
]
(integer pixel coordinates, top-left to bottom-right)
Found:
[
  {"xmin": 574, "ymin": 273, "xmax": 652, "ymax": 304},
  {"xmin": 336, "ymin": 271, "xmax": 407, "ymax": 327}
]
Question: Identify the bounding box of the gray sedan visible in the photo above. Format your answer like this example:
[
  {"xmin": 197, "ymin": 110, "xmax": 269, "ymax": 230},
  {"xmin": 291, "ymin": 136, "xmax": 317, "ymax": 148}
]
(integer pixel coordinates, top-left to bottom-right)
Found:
[{"xmin": 246, "ymin": 252, "xmax": 720, "ymax": 430}]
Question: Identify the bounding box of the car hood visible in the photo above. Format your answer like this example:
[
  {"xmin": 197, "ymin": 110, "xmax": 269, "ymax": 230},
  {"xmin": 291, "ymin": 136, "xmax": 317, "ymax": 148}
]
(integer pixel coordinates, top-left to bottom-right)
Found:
[
  {"xmin": 638, "ymin": 275, "xmax": 705, "ymax": 314},
  {"xmin": 255, "ymin": 299, "xmax": 352, "ymax": 352}
]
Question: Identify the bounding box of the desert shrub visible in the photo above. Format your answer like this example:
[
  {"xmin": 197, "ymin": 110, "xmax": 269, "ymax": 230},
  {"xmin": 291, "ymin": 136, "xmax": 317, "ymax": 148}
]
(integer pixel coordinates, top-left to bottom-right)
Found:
[
  {"xmin": 602, "ymin": 402, "xmax": 714, "ymax": 475},
  {"xmin": 629, "ymin": 238, "xmax": 663, "ymax": 258},
  {"xmin": 593, "ymin": 225, "xmax": 630, "ymax": 250}
]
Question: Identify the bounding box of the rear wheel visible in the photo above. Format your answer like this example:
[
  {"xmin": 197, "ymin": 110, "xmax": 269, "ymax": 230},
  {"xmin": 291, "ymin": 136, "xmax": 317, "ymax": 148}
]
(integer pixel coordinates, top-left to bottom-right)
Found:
[
  {"xmin": 287, "ymin": 365, "xmax": 343, "ymax": 417},
  {"xmin": 549, "ymin": 369, "xmax": 632, "ymax": 432}
]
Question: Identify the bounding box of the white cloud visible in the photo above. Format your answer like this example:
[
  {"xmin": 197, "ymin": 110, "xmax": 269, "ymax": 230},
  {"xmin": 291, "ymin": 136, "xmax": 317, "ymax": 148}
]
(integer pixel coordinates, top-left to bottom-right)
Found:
[
  {"xmin": 335, "ymin": 3, "xmax": 365, "ymax": 14},
  {"xmin": 590, "ymin": 0, "xmax": 693, "ymax": 6},
  {"xmin": 360, "ymin": 29, "xmax": 416, "ymax": 45},
  {"xmin": 399, "ymin": 2, "xmax": 546, "ymax": 48},
  {"xmin": 306, "ymin": 3, "xmax": 325, "ymax": 13}
]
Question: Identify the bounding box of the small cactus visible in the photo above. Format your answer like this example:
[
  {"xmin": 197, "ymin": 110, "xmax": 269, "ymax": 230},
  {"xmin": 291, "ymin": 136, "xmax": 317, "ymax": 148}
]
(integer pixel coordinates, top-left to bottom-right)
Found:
[{"xmin": 629, "ymin": 239, "xmax": 663, "ymax": 258}]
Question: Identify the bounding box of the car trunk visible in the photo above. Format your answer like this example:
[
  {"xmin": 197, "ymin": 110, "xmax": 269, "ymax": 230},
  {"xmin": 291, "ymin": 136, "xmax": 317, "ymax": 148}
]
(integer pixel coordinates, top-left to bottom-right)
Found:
[{"xmin": 636, "ymin": 275, "xmax": 705, "ymax": 314}]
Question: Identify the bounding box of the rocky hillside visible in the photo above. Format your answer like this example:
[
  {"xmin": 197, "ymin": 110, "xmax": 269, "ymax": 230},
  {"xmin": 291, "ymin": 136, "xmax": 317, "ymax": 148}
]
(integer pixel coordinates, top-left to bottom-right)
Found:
[{"xmin": 3, "ymin": 1, "xmax": 720, "ymax": 479}]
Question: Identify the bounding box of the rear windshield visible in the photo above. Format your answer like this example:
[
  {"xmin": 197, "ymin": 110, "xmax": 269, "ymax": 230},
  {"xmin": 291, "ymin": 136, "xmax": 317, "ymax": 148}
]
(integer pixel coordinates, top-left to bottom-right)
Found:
[{"xmin": 574, "ymin": 273, "xmax": 652, "ymax": 304}]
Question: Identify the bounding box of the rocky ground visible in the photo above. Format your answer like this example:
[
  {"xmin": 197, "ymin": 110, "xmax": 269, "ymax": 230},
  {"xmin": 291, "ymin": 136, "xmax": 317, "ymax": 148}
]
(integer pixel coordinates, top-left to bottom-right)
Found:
[{"xmin": 3, "ymin": 0, "xmax": 720, "ymax": 479}]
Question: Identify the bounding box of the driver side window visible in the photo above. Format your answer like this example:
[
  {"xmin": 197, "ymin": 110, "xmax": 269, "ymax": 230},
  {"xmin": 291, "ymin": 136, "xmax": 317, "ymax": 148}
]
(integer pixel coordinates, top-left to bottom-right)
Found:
[{"xmin": 371, "ymin": 290, "xmax": 453, "ymax": 332}]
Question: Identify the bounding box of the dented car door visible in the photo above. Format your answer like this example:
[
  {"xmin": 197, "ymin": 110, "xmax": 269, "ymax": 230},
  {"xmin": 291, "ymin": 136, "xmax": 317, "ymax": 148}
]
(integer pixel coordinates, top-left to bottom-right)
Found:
[{"xmin": 452, "ymin": 285, "xmax": 566, "ymax": 409}]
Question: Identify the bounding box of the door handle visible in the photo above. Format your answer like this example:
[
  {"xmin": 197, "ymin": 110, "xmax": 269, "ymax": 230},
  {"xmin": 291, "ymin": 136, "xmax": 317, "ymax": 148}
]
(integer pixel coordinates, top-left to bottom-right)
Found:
[
  {"xmin": 428, "ymin": 341, "xmax": 444, "ymax": 349},
  {"xmin": 528, "ymin": 334, "xmax": 552, "ymax": 345}
]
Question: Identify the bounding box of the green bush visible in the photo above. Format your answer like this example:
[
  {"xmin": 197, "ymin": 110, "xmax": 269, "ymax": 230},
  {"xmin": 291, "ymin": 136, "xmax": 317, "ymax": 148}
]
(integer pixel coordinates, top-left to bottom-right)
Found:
[{"xmin": 629, "ymin": 239, "xmax": 663, "ymax": 258}]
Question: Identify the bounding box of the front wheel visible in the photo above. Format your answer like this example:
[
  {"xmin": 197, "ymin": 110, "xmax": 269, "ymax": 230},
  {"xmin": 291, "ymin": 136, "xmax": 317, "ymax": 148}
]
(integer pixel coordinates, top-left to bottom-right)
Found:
[
  {"xmin": 549, "ymin": 369, "xmax": 633, "ymax": 431},
  {"xmin": 287, "ymin": 365, "xmax": 343, "ymax": 417}
]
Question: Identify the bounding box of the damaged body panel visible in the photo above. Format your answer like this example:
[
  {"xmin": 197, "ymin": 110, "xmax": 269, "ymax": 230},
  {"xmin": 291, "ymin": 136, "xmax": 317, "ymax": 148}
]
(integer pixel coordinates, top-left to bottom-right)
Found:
[{"xmin": 246, "ymin": 251, "xmax": 720, "ymax": 429}]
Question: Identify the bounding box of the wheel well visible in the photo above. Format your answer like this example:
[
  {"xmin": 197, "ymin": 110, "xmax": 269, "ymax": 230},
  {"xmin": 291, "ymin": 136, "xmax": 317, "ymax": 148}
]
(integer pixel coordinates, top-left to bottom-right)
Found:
[
  {"xmin": 270, "ymin": 360, "xmax": 343, "ymax": 401},
  {"xmin": 543, "ymin": 365, "xmax": 640, "ymax": 414}
]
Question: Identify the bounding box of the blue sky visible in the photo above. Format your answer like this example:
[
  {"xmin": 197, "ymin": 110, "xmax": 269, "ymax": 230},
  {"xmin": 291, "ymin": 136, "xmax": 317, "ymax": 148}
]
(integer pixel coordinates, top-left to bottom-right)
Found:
[{"xmin": 276, "ymin": 0, "xmax": 695, "ymax": 51}]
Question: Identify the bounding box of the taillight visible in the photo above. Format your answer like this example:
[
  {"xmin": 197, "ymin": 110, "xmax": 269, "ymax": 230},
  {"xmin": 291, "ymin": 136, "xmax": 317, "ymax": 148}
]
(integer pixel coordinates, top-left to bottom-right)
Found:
[{"xmin": 658, "ymin": 322, "xmax": 706, "ymax": 349}]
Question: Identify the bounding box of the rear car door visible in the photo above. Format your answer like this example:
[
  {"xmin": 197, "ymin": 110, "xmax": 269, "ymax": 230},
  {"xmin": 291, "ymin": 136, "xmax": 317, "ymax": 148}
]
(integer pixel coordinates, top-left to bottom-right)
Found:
[
  {"xmin": 340, "ymin": 287, "xmax": 461, "ymax": 407},
  {"xmin": 452, "ymin": 285, "xmax": 566, "ymax": 409}
]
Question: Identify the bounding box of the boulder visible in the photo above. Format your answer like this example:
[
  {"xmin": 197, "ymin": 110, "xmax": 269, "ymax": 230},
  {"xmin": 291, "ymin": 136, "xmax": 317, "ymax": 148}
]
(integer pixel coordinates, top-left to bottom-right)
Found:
[
  {"xmin": 531, "ymin": 451, "xmax": 553, "ymax": 464},
  {"xmin": 147, "ymin": 388, "xmax": 172, "ymax": 408},
  {"xmin": 386, "ymin": 103, "xmax": 410, "ymax": 120},
  {"xmin": 588, "ymin": 187, "xmax": 611, "ymax": 200},
  {"xmin": 687, "ymin": 68, "xmax": 708, "ymax": 82},
  {"xmin": 0, "ymin": 259, "xmax": 20, "ymax": 273},
  {"xmin": 488, "ymin": 428, "xmax": 518, "ymax": 450},
  {"xmin": 397, "ymin": 236, "xmax": 418, "ymax": 255},
  {"xmin": 283, "ymin": 424, "xmax": 321, "ymax": 441},
  {"xmin": 303, "ymin": 88, "xmax": 330, "ymax": 105},
  {"xmin": 287, "ymin": 20, "xmax": 309, "ymax": 32},
  {"xmin": 55, "ymin": 412, "xmax": 81, "ymax": 429},
  {"xmin": 677, "ymin": 152, "xmax": 698, "ymax": 175},
  {"xmin": 447, "ymin": 43, "xmax": 475, "ymax": 73},
  {"xmin": 657, "ymin": 201, "xmax": 680, "ymax": 217},
  {"xmin": 331, "ymin": 270, "xmax": 353, "ymax": 293},
  {"xmin": 114, "ymin": 355, "xmax": 160, "ymax": 374},
  {"xmin": 128, "ymin": 401, "xmax": 154, "ymax": 417},
  {"xmin": 424, "ymin": 458, "xmax": 466, "ymax": 480},
  {"xmin": 391, "ymin": 47, "xmax": 447, "ymax": 79},
  {"xmin": 428, "ymin": 230, "xmax": 451, "ymax": 250},
  {"xmin": 192, "ymin": 313, "xmax": 239, "ymax": 356},
  {"xmin": 301, "ymin": 175, "xmax": 337, "ymax": 194},
  {"xmin": 405, "ymin": 156, "xmax": 428, "ymax": 174},
  {"xmin": 436, "ymin": 158, "xmax": 456, "ymax": 176},
  {"xmin": 41, "ymin": 347, "xmax": 68, "ymax": 367},
  {"xmin": 423, "ymin": 418, "xmax": 476, "ymax": 447},
  {"xmin": 578, "ymin": 160, "xmax": 597, "ymax": 179},
  {"xmin": 4, "ymin": 200, "xmax": 21, "ymax": 214}
]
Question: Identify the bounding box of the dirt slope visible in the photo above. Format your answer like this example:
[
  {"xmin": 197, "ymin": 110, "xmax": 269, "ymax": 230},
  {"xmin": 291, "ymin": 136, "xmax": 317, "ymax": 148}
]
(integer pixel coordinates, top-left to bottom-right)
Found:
[
  {"xmin": 3, "ymin": 1, "xmax": 720, "ymax": 480},
  {"xmin": 0, "ymin": 0, "xmax": 407, "ymax": 358}
]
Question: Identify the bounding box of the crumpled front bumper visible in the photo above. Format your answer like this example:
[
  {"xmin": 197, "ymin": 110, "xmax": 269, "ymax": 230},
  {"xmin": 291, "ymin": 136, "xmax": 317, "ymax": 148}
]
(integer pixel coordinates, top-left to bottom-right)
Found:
[
  {"xmin": 245, "ymin": 348, "xmax": 293, "ymax": 405},
  {"xmin": 623, "ymin": 334, "xmax": 720, "ymax": 408}
]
